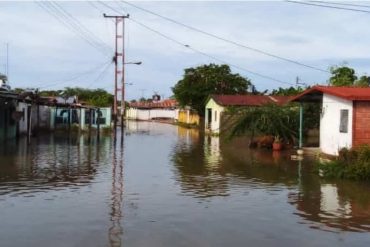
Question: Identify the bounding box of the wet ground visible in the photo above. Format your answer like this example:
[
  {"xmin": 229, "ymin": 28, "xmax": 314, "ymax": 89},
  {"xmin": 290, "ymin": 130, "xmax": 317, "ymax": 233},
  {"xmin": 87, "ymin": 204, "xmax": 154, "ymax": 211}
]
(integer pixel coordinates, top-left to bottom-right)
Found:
[{"xmin": 1, "ymin": 121, "xmax": 370, "ymax": 247}]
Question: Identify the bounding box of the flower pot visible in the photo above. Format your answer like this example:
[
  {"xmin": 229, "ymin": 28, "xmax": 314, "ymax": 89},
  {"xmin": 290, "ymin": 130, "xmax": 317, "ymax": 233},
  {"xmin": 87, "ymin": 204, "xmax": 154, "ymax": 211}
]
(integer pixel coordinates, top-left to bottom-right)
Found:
[{"xmin": 272, "ymin": 142, "xmax": 283, "ymax": 151}]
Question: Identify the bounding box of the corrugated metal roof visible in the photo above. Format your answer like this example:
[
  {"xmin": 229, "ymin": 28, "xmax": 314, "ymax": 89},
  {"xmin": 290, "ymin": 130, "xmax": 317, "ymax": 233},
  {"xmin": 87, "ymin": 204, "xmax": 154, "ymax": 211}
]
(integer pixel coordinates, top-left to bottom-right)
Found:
[
  {"xmin": 210, "ymin": 94, "xmax": 292, "ymax": 106},
  {"xmin": 291, "ymin": 86, "xmax": 370, "ymax": 102}
]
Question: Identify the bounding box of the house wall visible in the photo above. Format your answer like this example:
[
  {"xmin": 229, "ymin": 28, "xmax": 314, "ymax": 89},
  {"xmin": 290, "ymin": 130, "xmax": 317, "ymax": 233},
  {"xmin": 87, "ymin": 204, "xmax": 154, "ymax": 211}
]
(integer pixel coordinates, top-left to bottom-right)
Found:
[
  {"xmin": 0, "ymin": 99, "xmax": 17, "ymax": 141},
  {"xmin": 204, "ymin": 98, "xmax": 224, "ymax": 134},
  {"xmin": 353, "ymin": 101, "xmax": 370, "ymax": 146},
  {"xmin": 126, "ymin": 108, "xmax": 177, "ymax": 121},
  {"xmin": 31, "ymin": 105, "xmax": 50, "ymax": 130},
  {"xmin": 17, "ymin": 102, "xmax": 29, "ymax": 134},
  {"xmin": 177, "ymin": 109, "xmax": 200, "ymax": 126},
  {"xmin": 320, "ymin": 94, "xmax": 353, "ymax": 155}
]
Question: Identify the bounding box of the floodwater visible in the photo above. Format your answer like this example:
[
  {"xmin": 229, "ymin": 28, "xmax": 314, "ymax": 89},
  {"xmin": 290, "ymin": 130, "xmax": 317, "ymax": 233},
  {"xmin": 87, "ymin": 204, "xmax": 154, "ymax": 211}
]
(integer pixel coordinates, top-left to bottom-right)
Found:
[{"xmin": 1, "ymin": 121, "xmax": 370, "ymax": 247}]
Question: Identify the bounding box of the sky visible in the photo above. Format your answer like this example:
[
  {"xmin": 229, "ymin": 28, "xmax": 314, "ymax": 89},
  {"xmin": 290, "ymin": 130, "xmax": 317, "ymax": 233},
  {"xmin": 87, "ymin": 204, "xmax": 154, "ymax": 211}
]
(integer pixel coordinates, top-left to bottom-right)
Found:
[{"xmin": 1, "ymin": 0, "xmax": 370, "ymax": 100}]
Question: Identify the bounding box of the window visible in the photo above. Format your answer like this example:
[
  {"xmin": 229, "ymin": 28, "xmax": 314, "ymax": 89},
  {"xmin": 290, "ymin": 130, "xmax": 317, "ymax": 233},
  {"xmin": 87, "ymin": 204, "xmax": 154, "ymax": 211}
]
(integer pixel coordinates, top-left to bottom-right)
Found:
[
  {"xmin": 214, "ymin": 111, "xmax": 217, "ymax": 122},
  {"xmin": 339, "ymin": 109, "xmax": 349, "ymax": 133}
]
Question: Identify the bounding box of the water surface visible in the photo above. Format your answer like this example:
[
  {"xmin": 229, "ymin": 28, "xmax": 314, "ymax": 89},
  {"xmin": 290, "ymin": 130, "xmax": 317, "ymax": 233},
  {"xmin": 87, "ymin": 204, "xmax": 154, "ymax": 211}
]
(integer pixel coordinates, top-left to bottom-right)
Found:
[{"xmin": 1, "ymin": 121, "xmax": 370, "ymax": 247}]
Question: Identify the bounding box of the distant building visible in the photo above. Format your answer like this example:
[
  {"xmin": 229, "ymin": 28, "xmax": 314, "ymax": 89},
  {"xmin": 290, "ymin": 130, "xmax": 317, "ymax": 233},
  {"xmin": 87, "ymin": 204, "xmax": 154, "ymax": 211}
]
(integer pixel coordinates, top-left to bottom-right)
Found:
[
  {"xmin": 204, "ymin": 94, "xmax": 292, "ymax": 134},
  {"xmin": 126, "ymin": 99, "xmax": 178, "ymax": 121},
  {"xmin": 291, "ymin": 86, "xmax": 370, "ymax": 155}
]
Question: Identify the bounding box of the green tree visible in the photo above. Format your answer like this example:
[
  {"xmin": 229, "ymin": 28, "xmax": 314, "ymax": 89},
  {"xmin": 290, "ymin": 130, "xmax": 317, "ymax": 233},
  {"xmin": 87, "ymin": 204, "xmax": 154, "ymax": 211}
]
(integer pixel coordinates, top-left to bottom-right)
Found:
[
  {"xmin": 229, "ymin": 104, "xmax": 299, "ymax": 142},
  {"xmin": 355, "ymin": 75, "xmax": 370, "ymax": 87},
  {"xmin": 172, "ymin": 64, "xmax": 251, "ymax": 115},
  {"xmin": 271, "ymin": 86, "xmax": 304, "ymax": 96},
  {"xmin": 39, "ymin": 87, "xmax": 113, "ymax": 107},
  {"xmin": 329, "ymin": 66, "xmax": 357, "ymax": 86}
]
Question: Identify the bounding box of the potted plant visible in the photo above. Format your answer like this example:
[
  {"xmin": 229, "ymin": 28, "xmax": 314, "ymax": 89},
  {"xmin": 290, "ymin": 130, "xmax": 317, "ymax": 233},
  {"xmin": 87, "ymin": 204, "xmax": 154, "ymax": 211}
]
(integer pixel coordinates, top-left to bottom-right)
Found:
[{"xmin": 272, "ymin": 135, "xmax": 283, "ymax": 151}]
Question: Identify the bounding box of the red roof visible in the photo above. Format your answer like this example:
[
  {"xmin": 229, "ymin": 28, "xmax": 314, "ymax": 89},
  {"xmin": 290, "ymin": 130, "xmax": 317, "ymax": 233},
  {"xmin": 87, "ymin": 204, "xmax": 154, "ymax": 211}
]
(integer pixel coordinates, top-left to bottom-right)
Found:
[
  {"xmin": 129, "ymin": 99, "xmax": 177, "ymax": 109},
  {"xmin": 291, "ymin": 86, "xmax": 370, "ymax": 102},
  {"xmin": 210, "ymin": 94, "xmax": 293, "ymax": 106}
]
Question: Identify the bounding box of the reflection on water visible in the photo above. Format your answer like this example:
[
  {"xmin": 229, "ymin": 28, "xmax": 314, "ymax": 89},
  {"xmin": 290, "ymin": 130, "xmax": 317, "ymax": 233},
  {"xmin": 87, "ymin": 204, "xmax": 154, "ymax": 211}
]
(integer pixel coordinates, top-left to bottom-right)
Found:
[
  {"xmin": 172, "ymin": 128, "xmax": 370, "ymax": 234},
  {"xmin": 0, "ymin": 135, "xmax": 110, "ymax": 197},
  {"xmin": 288, "ymin": 172, "xmax": 370, "ymax": 232},
  {"xmin": 109, "ymin": 137, "xmax": 124, "ymax": 247},
  {"xmin": 1, "ymin": 122, "xmax": 370, "ymax": 247}
]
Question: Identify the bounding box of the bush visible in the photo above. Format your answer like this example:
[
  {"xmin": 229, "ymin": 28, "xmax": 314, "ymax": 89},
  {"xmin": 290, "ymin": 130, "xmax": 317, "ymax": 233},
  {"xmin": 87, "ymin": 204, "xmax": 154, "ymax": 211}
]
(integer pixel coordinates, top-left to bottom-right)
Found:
[{"xmin": 318, "ymin": 145, "xmax": 370, "ymax": 180}]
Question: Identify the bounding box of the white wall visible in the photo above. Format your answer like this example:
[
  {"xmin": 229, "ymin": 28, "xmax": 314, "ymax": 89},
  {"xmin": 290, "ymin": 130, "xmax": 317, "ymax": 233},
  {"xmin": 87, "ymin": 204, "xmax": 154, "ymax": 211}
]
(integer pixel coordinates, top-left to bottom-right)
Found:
[
  {"xmin": 126, "ymin": 108, "xmax": 177, "ymax": 121},
  {"xmin": 204, "ymin": 98, "xmax": 225, "ymax": 134},
  {"xmin": 16, "ymin": 102, "xmax": 29, "ymax": 134},
  {"xmin": 320, "ymin": 94, "xmax": 353, "ymax": 155}
]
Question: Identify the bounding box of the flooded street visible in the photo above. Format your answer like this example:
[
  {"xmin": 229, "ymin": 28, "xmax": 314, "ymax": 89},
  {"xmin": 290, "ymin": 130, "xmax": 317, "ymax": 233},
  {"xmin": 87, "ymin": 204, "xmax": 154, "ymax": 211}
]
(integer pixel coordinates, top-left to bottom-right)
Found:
[{"xmin": 1, "ymin": 121, "xmax": 370, "ymax": 247}]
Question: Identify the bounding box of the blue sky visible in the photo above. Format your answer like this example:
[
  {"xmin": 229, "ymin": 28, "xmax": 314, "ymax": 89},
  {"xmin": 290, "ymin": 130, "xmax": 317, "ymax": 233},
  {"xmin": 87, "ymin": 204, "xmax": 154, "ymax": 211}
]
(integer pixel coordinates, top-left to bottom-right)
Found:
[{"xmin": 1, "ymin": 0, "xmax": 370, "ymax": 100}]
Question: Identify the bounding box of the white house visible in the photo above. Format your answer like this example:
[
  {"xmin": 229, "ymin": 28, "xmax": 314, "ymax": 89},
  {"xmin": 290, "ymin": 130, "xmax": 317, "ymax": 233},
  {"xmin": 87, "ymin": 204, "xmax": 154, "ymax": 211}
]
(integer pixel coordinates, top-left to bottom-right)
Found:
[
  {"xmin": 204, "ymin": 94, "xmax": 291, "ymax": 134},
  {"xmin": 291, "ymin": 86, "xmax": 370, "ymax": 156},
  {"xmin": 126, "ymin": 99, "xmax": 178, "ymax": 121}
]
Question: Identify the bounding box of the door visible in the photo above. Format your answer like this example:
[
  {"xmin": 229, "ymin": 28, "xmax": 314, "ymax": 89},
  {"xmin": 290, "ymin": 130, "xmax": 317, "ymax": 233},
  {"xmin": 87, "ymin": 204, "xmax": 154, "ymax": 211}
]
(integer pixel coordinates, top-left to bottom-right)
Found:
[{"xmin": 207, "ymin": 108, "xmax": 212, "ymax": 129}]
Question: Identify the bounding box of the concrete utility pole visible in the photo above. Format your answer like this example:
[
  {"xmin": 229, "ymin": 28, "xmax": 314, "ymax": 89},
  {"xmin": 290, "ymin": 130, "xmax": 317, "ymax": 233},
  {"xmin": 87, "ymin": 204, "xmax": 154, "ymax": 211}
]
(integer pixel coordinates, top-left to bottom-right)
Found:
[{"xmin": 103, "ymin": 13, "xmax": 129, "ymax": 130}]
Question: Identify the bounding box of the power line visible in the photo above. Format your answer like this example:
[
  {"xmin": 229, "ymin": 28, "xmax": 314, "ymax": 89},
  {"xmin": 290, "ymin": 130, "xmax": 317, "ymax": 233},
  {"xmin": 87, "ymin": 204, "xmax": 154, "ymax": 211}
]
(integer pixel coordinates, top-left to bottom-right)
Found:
[
  {"xmin": 118, "ymin": 0, "xmax": 329, "ymax": 74},
  {"xmin": 51, "ymin": 1, "xmax": 112, "ymax": 53},
  {"xmin": 47, "ymin": 1, "xmax": 111, "ymax": 54},
  {"xmin": 35, "ymin": 1, "xmax": 110, "ymax": 56},
  {"xmin": 129, "ymin": 18, "xmax": 295, "ymax": 86},
  {"xmin": 96, "ymin": 2, "xmax": 296, "ymax": 86},
  {"xmin": 37, "ymin": 60, "xmax": 112, "ymax": 89},
  {"xmin": 86, "ymin": 61, "xmax": 113, "ymax": 88},
  {"xmin": 311, "ymin": 1, "xmax": 370, "ymax": 9},
  {"xmin": 287, "ymin": 1, "xmax": 370, "ymax": 14}
]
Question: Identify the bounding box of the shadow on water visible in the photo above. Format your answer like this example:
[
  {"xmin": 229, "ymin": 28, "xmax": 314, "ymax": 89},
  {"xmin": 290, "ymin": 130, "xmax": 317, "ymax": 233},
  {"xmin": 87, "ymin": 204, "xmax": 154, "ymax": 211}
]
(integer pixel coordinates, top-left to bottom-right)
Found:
[{"xmin": 171, "ymin": 127, "xmax": 370, "ymax": 233}]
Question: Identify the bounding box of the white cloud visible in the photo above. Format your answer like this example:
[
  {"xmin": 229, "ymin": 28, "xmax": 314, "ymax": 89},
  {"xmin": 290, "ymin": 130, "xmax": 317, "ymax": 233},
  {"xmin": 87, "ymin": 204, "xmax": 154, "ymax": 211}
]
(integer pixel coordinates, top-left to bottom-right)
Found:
[{"xmin": 1, "ymin": 1, "xmax": 370, "ymax": 99}]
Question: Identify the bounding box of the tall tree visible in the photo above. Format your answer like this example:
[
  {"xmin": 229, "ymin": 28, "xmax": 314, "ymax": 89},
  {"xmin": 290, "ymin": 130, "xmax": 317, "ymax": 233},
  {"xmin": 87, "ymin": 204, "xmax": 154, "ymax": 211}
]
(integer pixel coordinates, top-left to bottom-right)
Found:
[
  {"xmin": 329, "ymin": 66, "xmax": 357, "ymax": 86},
  {"xmin": 172, "ymin": 64, "xmax": 251, "ymax": 115}
]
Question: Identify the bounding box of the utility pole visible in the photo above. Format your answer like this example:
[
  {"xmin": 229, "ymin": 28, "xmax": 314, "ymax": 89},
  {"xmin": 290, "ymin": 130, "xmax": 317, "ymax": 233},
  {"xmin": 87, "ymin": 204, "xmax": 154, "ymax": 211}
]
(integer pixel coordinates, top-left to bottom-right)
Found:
[{"xmin": 103, "ymin": 13, "xmax": 129, "ymax": 130}]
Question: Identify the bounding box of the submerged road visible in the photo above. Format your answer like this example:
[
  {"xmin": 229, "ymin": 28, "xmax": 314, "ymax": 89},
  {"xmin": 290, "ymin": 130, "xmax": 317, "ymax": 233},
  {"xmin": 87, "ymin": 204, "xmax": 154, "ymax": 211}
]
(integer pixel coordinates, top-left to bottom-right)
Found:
[{"xmin": 0, "ymin": 121, "xmax": 370, "ymax": 247}]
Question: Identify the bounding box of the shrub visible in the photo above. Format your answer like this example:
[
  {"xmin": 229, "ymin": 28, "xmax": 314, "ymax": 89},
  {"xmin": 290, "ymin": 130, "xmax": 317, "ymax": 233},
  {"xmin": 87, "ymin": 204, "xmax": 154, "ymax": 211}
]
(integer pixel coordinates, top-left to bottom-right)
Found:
[{"xmin": 318, "ymin": 145, "xmax": 370, "ymax": 180}]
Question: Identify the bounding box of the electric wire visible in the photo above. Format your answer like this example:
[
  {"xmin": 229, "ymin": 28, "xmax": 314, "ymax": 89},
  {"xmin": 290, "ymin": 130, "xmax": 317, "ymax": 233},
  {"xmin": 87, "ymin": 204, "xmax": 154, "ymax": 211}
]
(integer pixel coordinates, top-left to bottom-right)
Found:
[
  {"xmin": 37, "ymin": 60, "xmax": 112, "ymax": 89},
  {"xmin": 51, "ymin": 1, "xmax": 113, "ymax": 53},
  {"xmin": 46, "ymin": 1, "xmax": 111, "ymax": 54},
  {"xmin": 86, "ymin": 61, "xmax": 113, "ymax": 89},
  {"xmin": 130, "ymin": 18, "xmax": 295, "ymax": 86},
  {"xmin": 311, "ymin": 1, "xmax": 370, "ymax": 9},
  {"xmin": 117, "ymin": 0, "xmax": 329, "ymax": 73},
  {"xmin": 287, "ymin": 1, "xmax": 370, "ymax": 14},
  {"xmin": 95, "ymin": 1, "xmax": 296, "ymax": 86},
  {"xmin": 35, "ymin": 1, "xmax": 110, "ymax": 56}
]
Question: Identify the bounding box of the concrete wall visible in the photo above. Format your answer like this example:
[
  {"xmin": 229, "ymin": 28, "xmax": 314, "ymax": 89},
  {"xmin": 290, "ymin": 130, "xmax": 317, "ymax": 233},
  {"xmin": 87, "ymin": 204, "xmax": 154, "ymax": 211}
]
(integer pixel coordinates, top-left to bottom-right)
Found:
[
  {"xmin": 31, "ymin": 105, "xmax": 50, "ymax": 129},
  {"xmin": 204, "ymin": 98, "xmax": 225, "ymax": 134},
  {"xmin": 353, "ymin": 101, "xmax": 370, "ymax": 147},
  {"xmin": 177, "ymin": 110, "xmax": 200, "ymax": 126},
  {"xmin": 17, "ymin": 102, "xmax": 29, "ymax": 134},
  {"xmin": 320, "ymin": 94, "xmax": 353, "ymax": 155},
  {"xmin": 126, "ymin": 108, "xmax": 177, "ymax": 121}
]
